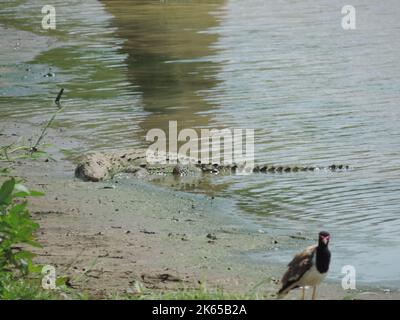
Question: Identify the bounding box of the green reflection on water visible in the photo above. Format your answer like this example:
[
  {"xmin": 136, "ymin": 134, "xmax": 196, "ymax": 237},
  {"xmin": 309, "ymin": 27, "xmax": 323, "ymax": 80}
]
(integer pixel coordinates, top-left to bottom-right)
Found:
[{"xmin": 103, "ymin": 0, "xmax": 226, "ymax": 134}]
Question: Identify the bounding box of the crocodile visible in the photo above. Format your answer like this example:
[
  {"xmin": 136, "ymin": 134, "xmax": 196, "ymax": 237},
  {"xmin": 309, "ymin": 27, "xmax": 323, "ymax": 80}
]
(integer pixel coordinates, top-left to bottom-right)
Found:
[{"xmin": 75, "ymin": 148, "xmax": 350, "ymax": 182}]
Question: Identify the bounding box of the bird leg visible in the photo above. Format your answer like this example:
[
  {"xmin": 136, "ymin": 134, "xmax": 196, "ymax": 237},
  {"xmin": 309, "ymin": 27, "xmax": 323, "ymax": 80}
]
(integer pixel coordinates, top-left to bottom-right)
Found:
[
  {"xmin": 312, "ymin": 286, "xmax": 317, "ymax": 300},
  {"xmin": 301, "ymin": 287, "xmax": 305, "ymax": 300}
]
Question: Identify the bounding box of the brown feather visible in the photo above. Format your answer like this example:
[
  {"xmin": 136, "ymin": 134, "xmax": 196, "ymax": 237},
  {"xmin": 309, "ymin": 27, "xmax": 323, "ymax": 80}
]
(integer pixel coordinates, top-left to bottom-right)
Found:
[{"xmin": 278, "ymin": 244, "xmax": 317, "ymax": 296}]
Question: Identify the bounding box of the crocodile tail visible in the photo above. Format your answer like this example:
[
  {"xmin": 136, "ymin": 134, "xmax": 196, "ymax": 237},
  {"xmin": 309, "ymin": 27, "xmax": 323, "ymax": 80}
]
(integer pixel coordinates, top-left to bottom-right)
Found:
[{"xmin": 253, "ymin": 164, "xmax": 349, "ymax": 173}]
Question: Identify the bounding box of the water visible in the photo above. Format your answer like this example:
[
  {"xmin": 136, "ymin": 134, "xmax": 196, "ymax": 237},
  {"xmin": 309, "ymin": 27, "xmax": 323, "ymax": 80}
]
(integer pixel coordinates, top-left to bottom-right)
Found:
[{"xmin": 1, "ymin": 0, "xmax": 400, "ymax": 287}]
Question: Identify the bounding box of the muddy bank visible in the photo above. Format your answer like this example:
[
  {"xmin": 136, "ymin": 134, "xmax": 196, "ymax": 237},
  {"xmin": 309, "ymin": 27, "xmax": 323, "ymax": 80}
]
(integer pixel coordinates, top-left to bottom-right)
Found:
[{"xmin": 1, "ymin": 121, "xmax": 399, "ymax": 300}]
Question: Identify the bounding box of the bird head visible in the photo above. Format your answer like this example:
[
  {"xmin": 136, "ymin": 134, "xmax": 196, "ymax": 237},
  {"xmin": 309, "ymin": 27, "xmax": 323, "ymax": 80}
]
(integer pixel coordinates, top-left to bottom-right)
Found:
[{"xmin": 318, "ymin": 231, "xmax": 330, "ymax": 246}]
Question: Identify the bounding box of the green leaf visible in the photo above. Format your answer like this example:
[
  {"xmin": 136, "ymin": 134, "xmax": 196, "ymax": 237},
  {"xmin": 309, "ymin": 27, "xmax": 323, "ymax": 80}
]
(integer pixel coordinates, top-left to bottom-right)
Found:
[
  {"xmin": 26, "ymin": 240, "xmax": 42, "ymax": 248},
  {"xmin": 14, "ymin": 250, "xmax": 36, "ymax": 261},
  {"xmin": 28, "ymin": 264, "xmax": 43, "ymax": 274},
  {"xmin": 26, "ymin": 190, "xmax": 44, "ymax": 197},
  {"xmin": 11, "ymin": 192, "xmax": 30, "ymax": 198},
  {"xmin": 8, "ymin": 202, "xmax": 26, "ymax": 216},
  {"xmin": 0, "ymin": 178, "xmax": 15, "ymax": 204}
]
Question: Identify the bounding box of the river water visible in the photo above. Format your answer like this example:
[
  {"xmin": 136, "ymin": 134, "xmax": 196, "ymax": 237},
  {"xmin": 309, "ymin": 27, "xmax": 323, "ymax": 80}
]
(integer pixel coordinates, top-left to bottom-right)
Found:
[{"xmin": 1, "ymin": 0, "xmax": 400, "ymax": 288}]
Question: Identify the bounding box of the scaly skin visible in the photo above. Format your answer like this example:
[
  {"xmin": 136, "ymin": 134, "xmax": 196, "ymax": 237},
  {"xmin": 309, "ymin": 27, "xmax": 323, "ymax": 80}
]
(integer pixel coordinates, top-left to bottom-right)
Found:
[{"xmin": 75, "ymin": 149, "xmax": 350, "ymax": 182}]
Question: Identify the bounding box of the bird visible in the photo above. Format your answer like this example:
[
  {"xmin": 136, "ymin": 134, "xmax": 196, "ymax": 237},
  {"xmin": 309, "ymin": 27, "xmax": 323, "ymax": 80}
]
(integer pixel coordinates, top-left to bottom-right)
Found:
[{"xmin": 278, "ymin": 231, "xmax": 331, "ymax": 300}]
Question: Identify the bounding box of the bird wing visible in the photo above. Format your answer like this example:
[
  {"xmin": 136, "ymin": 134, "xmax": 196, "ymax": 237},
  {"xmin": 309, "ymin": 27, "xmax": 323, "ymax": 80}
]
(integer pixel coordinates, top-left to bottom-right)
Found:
[{"xmin": 278, "ymin": 244, "xmax": 317, "ymax": 295}]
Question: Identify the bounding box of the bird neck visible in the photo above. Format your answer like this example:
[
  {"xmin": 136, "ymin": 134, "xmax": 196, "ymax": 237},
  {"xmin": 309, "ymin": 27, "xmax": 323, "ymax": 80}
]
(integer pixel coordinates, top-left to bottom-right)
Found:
[{"xmin": 316, "ymin": 244, "xmax": 330, "ymax": 273}]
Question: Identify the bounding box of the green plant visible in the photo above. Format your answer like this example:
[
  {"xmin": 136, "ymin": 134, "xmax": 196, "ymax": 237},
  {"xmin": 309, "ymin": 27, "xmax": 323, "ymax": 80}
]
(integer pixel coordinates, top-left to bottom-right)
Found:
[
  {"xmin": 0, "ymin": 178, "xmax": 43, "ymax": 274},
  {"xmin": 0, "ymin": 177, "xmax": 48, "ymax": 299},
  {"xmin": 0, "ymin": 272, "xmax": 54, "ymax": 300}
]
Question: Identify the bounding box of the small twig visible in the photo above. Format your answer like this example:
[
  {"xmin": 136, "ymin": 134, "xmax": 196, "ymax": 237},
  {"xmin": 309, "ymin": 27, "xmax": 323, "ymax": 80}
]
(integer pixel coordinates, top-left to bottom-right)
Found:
[{"xmin": 30, "ymin": 88, "xmax": 65, "ymax": 154}]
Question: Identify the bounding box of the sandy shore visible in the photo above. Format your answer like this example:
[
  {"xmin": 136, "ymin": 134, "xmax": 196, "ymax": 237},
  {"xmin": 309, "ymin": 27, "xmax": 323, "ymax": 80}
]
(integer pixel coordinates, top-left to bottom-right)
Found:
[{"xmin": 1, "ymin": 120, "xmax": 399, "ymax": 300}]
